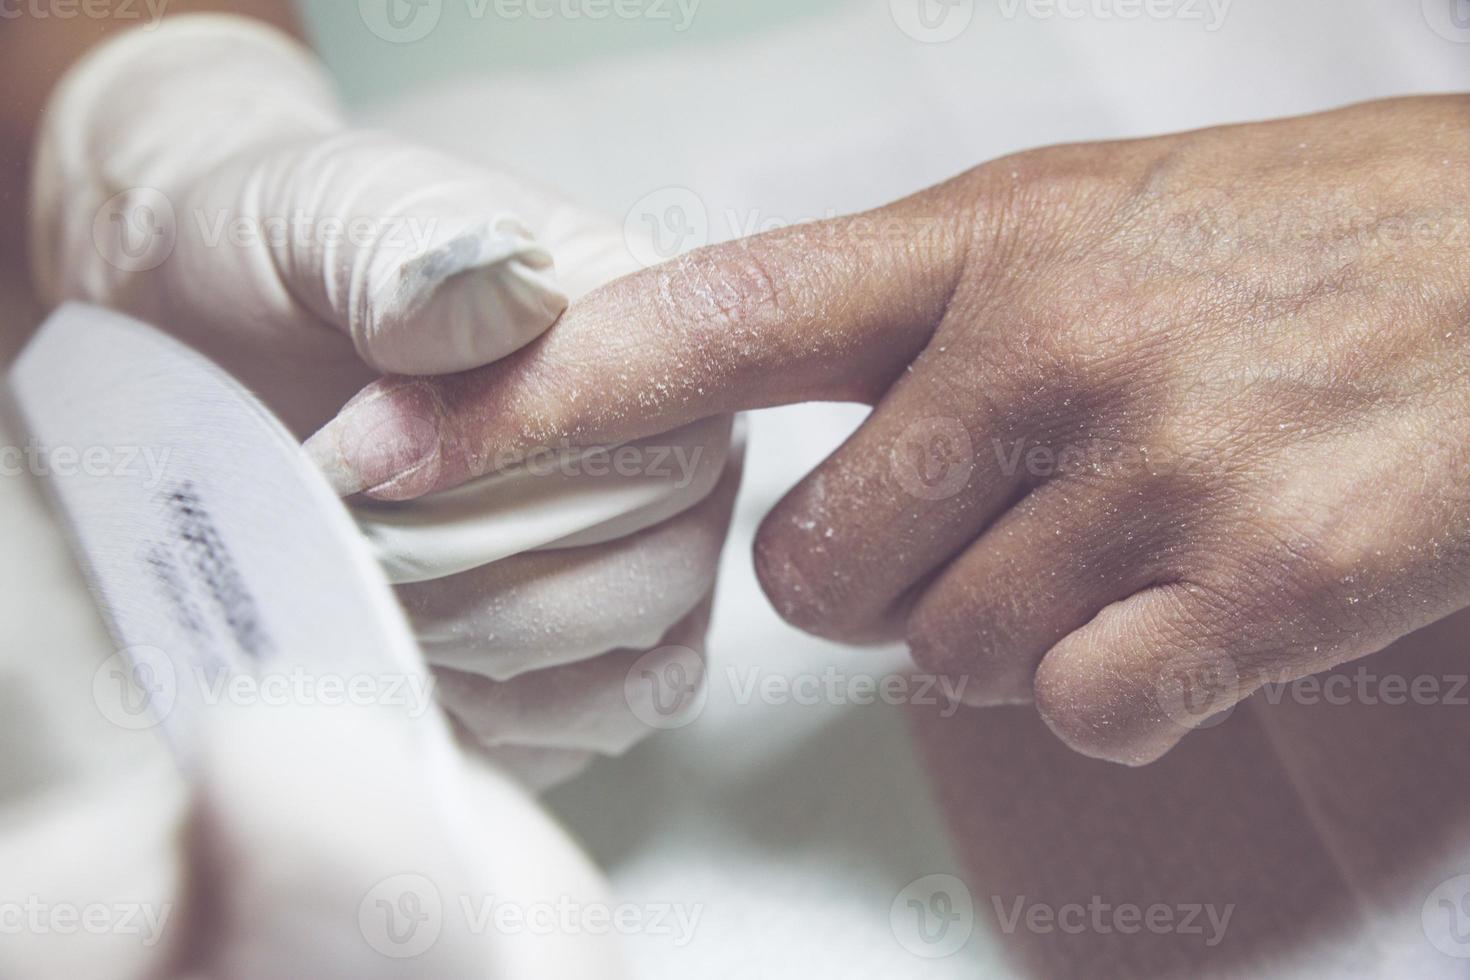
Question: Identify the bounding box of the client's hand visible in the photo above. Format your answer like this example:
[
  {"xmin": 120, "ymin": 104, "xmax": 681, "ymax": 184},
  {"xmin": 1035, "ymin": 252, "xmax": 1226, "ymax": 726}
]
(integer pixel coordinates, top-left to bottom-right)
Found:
[
  {"xmin": 309, "ymin": 96, "xmax": 1470, "ymax": 766},
  {"xmin": 30, "ymin": 15, "xmax": 739, "ymax": 788}
]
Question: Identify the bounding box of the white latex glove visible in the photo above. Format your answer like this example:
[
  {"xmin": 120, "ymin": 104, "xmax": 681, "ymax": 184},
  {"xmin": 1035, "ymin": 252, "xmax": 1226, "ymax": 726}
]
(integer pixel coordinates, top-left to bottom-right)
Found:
[
  {"xmin": 0, "ymin": 703, "xmax": 627, "ymax": 979},
  {"xmin": 0, "ymin": 410, "xmax": 622, "ymax": 980},
  {"xmin": 29, "ymin": 15, "xmax": 739, "ymax": 787}
]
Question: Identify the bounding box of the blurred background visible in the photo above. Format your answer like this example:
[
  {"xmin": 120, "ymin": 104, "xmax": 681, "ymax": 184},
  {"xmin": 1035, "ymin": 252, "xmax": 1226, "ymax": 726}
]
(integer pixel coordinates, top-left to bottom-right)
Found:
[
  {"xmin": 301, "ymin": 0, "xmax": 850, "ymax": 103},
  {"xmin": 253, "ymin": 2, "xmax": 1470, "ymax": 977}
]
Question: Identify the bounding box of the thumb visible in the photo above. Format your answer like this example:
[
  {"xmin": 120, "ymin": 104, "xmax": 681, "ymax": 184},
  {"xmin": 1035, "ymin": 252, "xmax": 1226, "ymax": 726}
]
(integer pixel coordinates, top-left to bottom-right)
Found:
[
  {"xmin": 189, "ymin": 132, "xmax": 573, "ymax": 377},
  {"xmin": 305, "ymin": 180, "xmax": 973, "ymax": 499},
  {"xmin": 29, "ymin": 15, "xmax": 578, "ymax": 408}
]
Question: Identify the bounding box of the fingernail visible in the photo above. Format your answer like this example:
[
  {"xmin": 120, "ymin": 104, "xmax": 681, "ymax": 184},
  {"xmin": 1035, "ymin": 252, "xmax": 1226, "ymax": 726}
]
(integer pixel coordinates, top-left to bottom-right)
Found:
[{"xmin": 303, "ymin": 380, "xmax": 443, "ymax": 498}]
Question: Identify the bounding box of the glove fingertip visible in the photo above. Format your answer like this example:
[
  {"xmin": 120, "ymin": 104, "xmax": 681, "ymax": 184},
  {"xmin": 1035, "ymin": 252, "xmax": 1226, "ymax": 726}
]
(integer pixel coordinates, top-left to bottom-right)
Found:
[{"xmin": 358, "ymin": 222, "xmax": 569, "ymax": 376}]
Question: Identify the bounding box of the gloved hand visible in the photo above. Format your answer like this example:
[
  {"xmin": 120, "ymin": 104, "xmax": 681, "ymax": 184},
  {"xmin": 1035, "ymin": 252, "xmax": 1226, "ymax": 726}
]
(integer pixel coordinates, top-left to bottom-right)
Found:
[
  {"xmin": 0, "ymin": 692, "xmax": 627, "ymax": 979},
  {"xmin": 28, "ymin": 14, "xmax": 739, "ymax": 787},
  {"xmin": 0, "ymin": 407, "xmax": 623, "ymax": 979}
]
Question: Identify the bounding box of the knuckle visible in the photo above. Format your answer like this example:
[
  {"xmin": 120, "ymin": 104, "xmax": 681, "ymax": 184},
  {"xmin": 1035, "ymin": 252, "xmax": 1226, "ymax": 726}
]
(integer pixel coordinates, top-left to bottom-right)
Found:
[
  {"xmin": 651, "ymin": 240, "xmax": 790, "ymax": 343},
  {"xmin": 1213, "ymin": 497, "xmax": 1374, "ymax": 623},
  {"xmin": 978, "ymin": 278, "xmax": 1157, "ymax": 430},
  {"xmin": 1142, "ymin": 580, "xmax": 1250, "ymax": 650},
  {"xmin": 1139, "ymin": 579, "xmax": 1302, "ymax": 689},
  {"xmin": 977, "ymin": 144, "xmax": 1140, "ymax": 232},
  {"xmin": 1125, "ymin": 416, "xmax": 1230, "ymax": 499}
]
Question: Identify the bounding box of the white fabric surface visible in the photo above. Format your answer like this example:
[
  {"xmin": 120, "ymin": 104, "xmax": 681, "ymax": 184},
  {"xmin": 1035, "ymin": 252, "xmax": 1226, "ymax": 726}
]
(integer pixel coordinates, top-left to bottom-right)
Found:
[{"xmin": 363, "ymin": 1, "xmax": 1470, "ymax": 976}]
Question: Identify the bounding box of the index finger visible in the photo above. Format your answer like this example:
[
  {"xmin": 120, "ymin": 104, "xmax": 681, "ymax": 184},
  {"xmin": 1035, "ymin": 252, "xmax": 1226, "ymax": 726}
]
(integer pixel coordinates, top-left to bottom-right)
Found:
[{"xmin": 305, "ymin": 186, "xmax": 971, "ymax": 500}]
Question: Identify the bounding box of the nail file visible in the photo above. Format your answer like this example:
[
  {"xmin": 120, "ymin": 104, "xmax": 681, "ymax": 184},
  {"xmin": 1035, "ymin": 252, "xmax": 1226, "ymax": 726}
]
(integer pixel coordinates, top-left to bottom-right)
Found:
[{"xmin": 6, "ymin": 303, "xmax": 456, "ymax": 781}]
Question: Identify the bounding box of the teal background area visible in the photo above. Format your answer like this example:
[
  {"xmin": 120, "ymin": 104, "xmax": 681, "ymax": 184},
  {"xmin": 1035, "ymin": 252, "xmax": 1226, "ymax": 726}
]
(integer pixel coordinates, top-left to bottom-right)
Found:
[{"xmin": 296, "ymin": 0, "xmax": 850, "ymax": 105}]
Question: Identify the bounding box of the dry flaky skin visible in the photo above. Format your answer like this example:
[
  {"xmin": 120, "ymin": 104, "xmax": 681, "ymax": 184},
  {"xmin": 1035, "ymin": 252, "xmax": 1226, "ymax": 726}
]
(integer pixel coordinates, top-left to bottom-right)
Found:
[
  {"xmin": 322, "ymin": 96, "xmax": 1470, "ymax": 767},
  {"xmin": 30, "ymin": 16, "xmax": 742, "ymax": 787}
]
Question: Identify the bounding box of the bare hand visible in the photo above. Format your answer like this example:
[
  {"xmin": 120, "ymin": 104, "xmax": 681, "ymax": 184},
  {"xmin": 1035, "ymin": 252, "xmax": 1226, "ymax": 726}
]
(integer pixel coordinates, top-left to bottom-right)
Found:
[{"xmin": 309, "ymin": 96, "xmax": 1470, "ymax": 765}]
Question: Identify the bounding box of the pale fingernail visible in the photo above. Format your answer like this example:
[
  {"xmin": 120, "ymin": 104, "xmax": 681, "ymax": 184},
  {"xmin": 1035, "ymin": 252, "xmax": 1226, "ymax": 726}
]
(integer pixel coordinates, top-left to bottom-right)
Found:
[{"xmin": 303, "ymin": 381, "xmax": 443, "ymax": 499}]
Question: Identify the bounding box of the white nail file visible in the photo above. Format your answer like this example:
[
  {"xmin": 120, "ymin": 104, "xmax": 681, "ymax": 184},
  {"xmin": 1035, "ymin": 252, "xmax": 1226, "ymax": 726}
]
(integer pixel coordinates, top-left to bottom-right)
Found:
[{"xmin": 6, "ymin": 303, "xmax": 455, "ymax": 778}]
